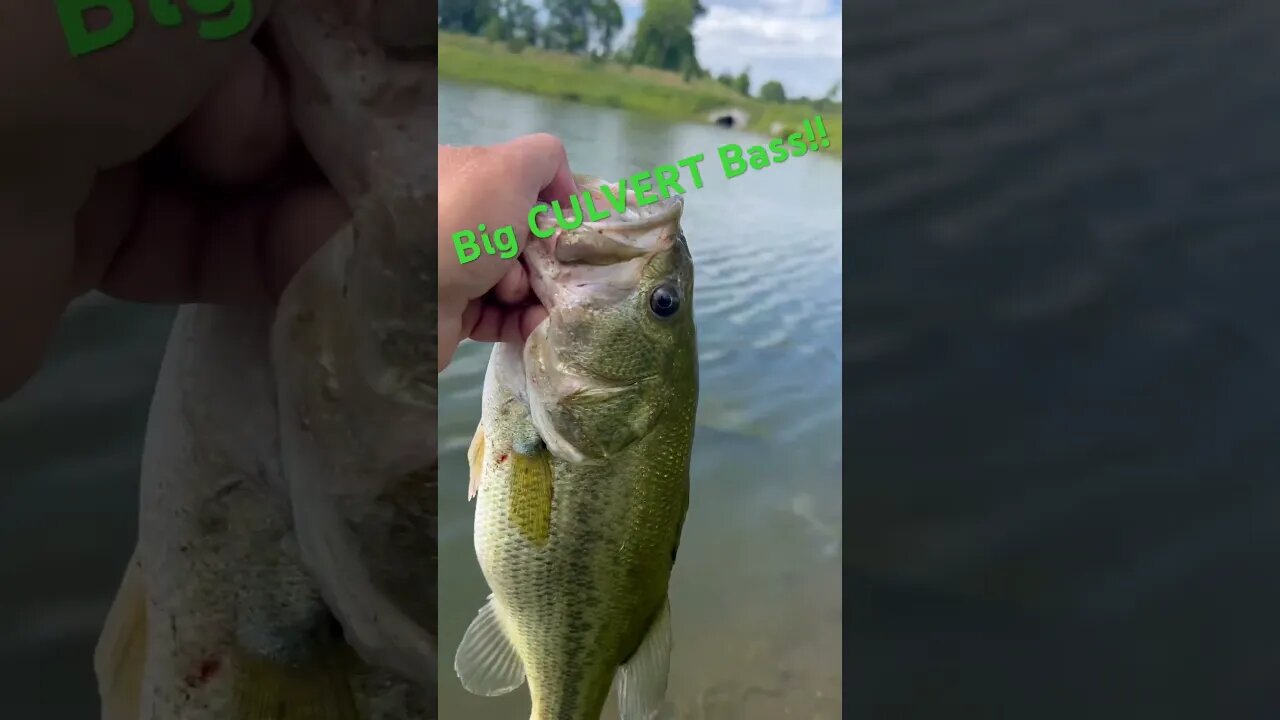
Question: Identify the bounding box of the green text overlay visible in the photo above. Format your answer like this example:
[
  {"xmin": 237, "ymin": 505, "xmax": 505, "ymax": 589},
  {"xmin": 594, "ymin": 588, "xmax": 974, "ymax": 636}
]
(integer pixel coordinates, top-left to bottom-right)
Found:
[
  {"xmin": 453, "ymin": 115, "xmax": 832, "ymax": 265},
  {"xmin": 56, "ymin": 0, "xmax": 254, "ymax": 57}
]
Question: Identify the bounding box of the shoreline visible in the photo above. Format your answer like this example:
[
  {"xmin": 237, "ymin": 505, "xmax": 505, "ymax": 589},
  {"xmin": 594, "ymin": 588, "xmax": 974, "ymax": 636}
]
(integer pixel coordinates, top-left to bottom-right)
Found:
[{"xmin": 439, "ymin": 32, "xmax": 843, "ymax": 155}]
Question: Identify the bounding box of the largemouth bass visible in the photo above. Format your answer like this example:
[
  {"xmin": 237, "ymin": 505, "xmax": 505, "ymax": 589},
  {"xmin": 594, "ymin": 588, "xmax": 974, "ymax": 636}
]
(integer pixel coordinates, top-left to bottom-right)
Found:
[
  {"xmin": 93, "ymin": 2, "xmax": 438, "ymax": 718},
  {"xmin": 455, "ymin": 177, "xmax": 698, "ymax": 720}
]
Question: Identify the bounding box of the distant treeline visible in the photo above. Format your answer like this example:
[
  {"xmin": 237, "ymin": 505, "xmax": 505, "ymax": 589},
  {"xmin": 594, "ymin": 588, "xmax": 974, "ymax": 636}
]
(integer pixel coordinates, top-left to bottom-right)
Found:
[{"xmin": 438, "ymin": 0, "xmax": 842, "ymax": 109}]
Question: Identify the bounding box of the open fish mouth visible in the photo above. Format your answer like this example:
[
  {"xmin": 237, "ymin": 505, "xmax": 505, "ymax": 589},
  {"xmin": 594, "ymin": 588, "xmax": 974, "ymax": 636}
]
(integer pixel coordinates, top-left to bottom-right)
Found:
[
  {"xmin": 573, "ymin": 174, "xmax": 686, "ymax": 234},
  {"xmin": 524, "ymin": 175, "xmax": 685, "ymax": 312}
]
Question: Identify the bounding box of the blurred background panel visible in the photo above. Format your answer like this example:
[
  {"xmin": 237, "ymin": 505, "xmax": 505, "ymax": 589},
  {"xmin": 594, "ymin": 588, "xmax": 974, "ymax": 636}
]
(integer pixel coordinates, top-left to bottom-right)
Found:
[{"xmin": 848, "ymin": 0, "xmax": 1280, "ymax": 717}]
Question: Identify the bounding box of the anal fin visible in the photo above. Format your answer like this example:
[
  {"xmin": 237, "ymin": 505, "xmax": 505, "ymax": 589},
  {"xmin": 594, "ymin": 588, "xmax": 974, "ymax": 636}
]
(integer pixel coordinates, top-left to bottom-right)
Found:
[
  {"xmin": 614, "ymin": 597, "xmax": 674, "ymax": 720},
  {"xmin": 94, "ymin": 549, "xmax": 147, "ymax": 720},
  {"xmin": 454, "ymin": 594, "xmax": 526, "ymax": 697}
]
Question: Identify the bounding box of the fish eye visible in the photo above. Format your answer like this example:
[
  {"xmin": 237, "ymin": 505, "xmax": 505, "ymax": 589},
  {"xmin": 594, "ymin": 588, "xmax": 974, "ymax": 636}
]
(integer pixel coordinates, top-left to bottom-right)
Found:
[{"xmin": 649, "ymin": 284, "xmax": 680, "ymax": 318}]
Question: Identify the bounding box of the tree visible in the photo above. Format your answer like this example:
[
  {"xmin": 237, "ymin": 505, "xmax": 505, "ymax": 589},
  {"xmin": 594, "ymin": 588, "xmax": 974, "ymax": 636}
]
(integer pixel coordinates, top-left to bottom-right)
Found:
[
  {"xmin": 618, "ymin": 40, "xmax": 636, "ymax": 70},
  {"xmin": 545, "ymin": 0, "xmax": 591, "ymax": 52},
  {"xmin": 759, "ymin": 80, "xmax": 786, "ymax": 103},
  {"xmin": 439, "ymin": 0, "xmax": 497, "ymax": 34},
  {"xmin": 631, "ymin": 0, "xmax": 703, "ymax": 73},
  {"xmin": 494, "ymin": 0, "xmax": 538, "ymax": 44},
  {"xmin": 482, "ymin": 14, "xmax": 506, "ymax": 42},
  {"xmin": 642, "ymin": 43, "xmax": 663, "ymax": 67},
  {"xmin": 512, "ymin": 1, "xmax": 540, "ymax": 45},
  {"xmin": 733, "ymin": 67, "xmax": 751, "ymax": 97},
  {"xmin": 681, "ymin": 55, "xmax": 697, "ymax": 82},
  {"xmin": 591, "ymin": 0, "xmax": 624, "ymax": 55}
]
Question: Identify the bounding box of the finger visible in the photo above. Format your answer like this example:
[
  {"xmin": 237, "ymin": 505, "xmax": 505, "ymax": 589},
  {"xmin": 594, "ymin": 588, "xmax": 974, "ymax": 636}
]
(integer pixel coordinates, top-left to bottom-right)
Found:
[
  {"xmin": 467, "ymin": 302, "xmax": 506, "ymax": 344},
  {"xmin": 463, "ymin": 301, "xmax": 547, "ymax": 346},
  {"xmin": 261, "ymin": 184, "xmax": 351, "ymax": 299},
  {"xmin": 496, "ymin": 309, "xmax": 525, "ymax": 346},
  {"xmin": 467, "ymin": 302, "xmax": 530, "ymax": 345},
  {"xmin": 98, "ymin": 182, "xmax": 347, "ymax": 305},
  {"xmin": 500, "ymin": 133, "xmax": 577, "ymax": 206},
  {"xmin": 71, "ymin": 163, "xmax": 141, "ymax": 296},
  {"xmin": 172, "ymin": 47, "xmax": 290, "ymax": 187},
  {"xmin": 492, "ymin": 262, "xmax": 530, "ymax": 305},
  {"xmin": 458, "ymin": 298, "xmax": 483, "ymax": 340},
  {"xmin": 520, "ymin": 305, "xmax": 549, "ymax": 340},
  {"xmin": 98, "ymin": 188, "xmax": 272, "ymax": 304}
]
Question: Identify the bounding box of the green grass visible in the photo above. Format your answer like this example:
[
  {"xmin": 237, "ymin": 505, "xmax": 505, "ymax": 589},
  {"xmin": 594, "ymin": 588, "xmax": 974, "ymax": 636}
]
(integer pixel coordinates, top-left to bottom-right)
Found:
[{"xmin": 439, "ymin": 32, "xmax": 843, "ymax": 155}]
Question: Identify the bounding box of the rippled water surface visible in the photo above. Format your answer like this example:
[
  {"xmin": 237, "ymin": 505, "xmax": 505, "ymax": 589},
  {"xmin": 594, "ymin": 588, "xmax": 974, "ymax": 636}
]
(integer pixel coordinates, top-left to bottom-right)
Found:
[
  {"xmin": 438, "ymin": 81, "xmax": 844, "ymax": 718},
  {"xmin": 849, "ymin": 0, "xmax": 1280, "ymax": 716}
]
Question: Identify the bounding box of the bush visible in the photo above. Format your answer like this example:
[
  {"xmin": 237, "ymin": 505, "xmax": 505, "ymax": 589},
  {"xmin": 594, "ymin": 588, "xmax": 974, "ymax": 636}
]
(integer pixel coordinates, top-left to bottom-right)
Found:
[
  {"xmin": 482, "ymin": 16, "xmax": 504, "ymax": 43},
  {"xmin": 691, "ymin": 95, "xmax": 725, "ymax": 112},
  {"xmin": 759, "ymin": 80, "xmax": 786, "ymax": 103},
  {"xmin": 507, "ymin": 37, "xmax": 528, "ymax": 53}
]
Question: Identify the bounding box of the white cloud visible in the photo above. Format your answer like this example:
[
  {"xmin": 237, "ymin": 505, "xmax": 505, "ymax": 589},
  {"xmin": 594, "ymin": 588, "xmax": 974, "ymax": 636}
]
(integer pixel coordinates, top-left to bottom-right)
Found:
[
  {"xmin": 718, "ymin": 0, "xmax": 834, "ymax": 17},
  {"xmin": 694, "ymin": 3, "xmax": 842, "ymax": 99}
]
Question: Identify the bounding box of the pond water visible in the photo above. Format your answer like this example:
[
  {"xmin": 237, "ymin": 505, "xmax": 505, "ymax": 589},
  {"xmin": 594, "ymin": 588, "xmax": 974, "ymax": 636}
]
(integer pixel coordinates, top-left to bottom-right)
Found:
[{"xmin": 437, "ymin": 81, "xmax": 844, "ymax": 719}]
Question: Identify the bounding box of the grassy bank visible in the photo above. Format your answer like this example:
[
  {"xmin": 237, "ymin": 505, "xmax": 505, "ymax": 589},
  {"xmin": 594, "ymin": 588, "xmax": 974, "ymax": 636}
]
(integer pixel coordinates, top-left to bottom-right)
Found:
[{"xmin": 439, "ymin": 32, "xmax": 843, "ymax": 154}]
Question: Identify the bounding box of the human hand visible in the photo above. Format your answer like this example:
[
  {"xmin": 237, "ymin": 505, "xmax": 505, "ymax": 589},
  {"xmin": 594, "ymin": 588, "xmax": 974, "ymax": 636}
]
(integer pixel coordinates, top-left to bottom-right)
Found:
[
  {"xmin": 437, "ymin": 133, "xmax": 577, "ymax": 372},
  {"xmin": 0, "ymin": 5, "xmax": 349, "ymax": 399}
]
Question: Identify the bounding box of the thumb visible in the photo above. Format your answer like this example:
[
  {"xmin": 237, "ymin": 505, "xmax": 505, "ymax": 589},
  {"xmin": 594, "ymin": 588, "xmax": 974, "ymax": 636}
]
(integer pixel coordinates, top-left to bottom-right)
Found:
[{"xmin": 492, "ymin": 133, "xmax": 577, "ymax": 207}]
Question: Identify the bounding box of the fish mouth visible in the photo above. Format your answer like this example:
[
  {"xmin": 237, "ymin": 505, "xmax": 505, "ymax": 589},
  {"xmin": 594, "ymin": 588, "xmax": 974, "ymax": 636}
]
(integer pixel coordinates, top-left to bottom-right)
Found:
[
  {"xmin": 573, "ymin": 173, "xmax": 686, "ymax": 235},
  {"xmin": 523, "ymin": 176, "xmax": 684, "ymax": 312}
]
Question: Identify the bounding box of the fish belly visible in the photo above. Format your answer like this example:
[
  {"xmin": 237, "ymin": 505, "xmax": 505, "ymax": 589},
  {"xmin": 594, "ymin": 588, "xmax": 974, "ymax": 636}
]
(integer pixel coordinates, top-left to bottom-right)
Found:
[{"xmin": 475, "ymin": 456, "xmax": 672, "ymax": 720}]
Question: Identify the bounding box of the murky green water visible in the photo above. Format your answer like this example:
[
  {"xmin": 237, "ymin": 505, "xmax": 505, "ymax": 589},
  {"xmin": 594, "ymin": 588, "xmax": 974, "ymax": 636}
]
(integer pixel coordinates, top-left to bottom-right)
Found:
[{"xmin": 437, "ymin": 82, "xmax": 843, "ymax": 719}]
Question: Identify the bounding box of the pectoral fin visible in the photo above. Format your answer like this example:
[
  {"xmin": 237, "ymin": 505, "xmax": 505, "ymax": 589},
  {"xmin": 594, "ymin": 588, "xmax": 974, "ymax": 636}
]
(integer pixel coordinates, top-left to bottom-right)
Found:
[
  {"xmin": 614, "ymin": 597, "xmax": 674, "ymax": 720},
  {"xmin": 94, "ymin": 551, "xmax": 147, "ymax": 720},
  {"xmin": 454, "ymin": 594, "xmax": 526, "ymax": 696},
  {"xmin": 232, "ymin": 643, "xmax": 360, "ymax": 719},
  {"xmin": 467, "ymin": 424, "xmax": 485, "ymax": 501}
]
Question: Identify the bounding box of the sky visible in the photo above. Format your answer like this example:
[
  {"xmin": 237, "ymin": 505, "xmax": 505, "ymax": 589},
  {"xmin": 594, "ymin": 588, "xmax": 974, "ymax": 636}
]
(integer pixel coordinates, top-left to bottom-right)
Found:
[{"xmin": 618, "ymin": 0, "xmax": 843, "ymax": 100}]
